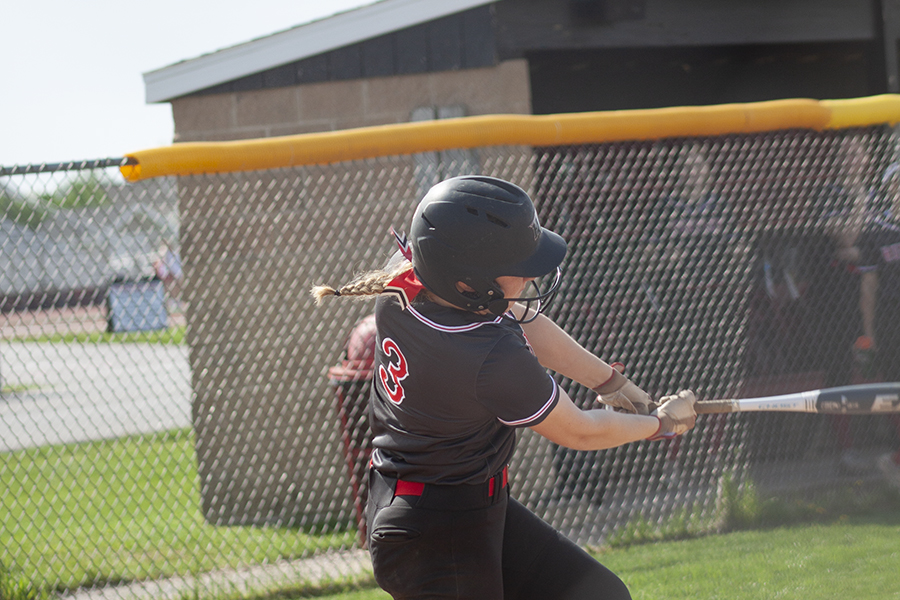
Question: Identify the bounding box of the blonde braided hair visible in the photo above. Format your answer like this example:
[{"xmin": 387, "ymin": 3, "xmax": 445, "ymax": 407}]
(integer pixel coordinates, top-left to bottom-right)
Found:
[{"xmin": 311, "ymin": 261, "xmax": 414, "ymax": 304}]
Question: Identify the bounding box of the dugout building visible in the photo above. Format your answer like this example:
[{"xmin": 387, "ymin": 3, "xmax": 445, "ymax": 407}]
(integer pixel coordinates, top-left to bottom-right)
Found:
[{"xmin": 143, "ymin": 0, "xmax": 900, "ymax": 525}]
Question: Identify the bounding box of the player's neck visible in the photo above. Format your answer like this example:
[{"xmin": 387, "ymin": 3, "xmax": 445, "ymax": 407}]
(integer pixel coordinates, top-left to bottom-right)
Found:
[{"xmin": 424, "ymin": 290, "xmax": 495, "ymax": 316}]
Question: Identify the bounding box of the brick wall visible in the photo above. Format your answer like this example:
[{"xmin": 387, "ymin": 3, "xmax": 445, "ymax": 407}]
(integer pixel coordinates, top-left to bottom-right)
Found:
[{"xmin": 172, "ymin": 60, "xmax": 531, "ymax": 142}]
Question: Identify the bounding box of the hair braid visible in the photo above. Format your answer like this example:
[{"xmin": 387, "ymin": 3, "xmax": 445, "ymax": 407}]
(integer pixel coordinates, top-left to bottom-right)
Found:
[{"xmin": 311, "ymin": 261, "xmax": 413, "ymax": 304}]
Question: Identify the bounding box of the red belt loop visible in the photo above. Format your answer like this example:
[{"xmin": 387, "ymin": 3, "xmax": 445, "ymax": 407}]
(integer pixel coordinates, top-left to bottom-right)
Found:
[
  {"xmin": 395, "ymin": 479, "xmax": 425, "ymax": 497},
  {"xmin": 488, "ymin": 465, "xmax": 509, "ymax": 497}
]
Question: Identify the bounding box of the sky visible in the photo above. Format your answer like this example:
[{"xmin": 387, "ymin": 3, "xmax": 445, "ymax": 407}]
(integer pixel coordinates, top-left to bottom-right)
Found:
[{"xmin": 0, "ymin": 0, "xmax": 374, "ymax": 168}]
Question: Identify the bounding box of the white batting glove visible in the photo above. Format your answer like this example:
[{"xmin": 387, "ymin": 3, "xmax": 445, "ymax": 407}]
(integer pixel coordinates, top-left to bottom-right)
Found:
[
  {"xmin": 648, "ymin": 390, "xmax": 697, "ymax": 440},
  {"xmin": 593, "ymin": 366, "xmax": 654, "ymax": 416}
]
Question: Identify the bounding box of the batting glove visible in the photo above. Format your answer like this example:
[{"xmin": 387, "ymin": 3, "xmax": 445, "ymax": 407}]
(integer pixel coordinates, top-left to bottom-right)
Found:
[
  {"xmin": 594, "ymin": 365, "xmax": 654, "ymax": 416},
  {"xmin": 648, "ymin": 390, "xmax": 697, "ymax": 440}
]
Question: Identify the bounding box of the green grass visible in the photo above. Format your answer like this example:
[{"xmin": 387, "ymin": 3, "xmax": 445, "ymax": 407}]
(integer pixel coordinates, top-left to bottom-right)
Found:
[
  {"xmin": 3, "ymin": 430, "xmax": 899, "ymax": 600},
  {"xmin": 12, "ymin": 325, "xmax": 186, "ymax": 345},
  {"xmin": 0, "ymin": 383, "xmax": 41, "ymax": 394},
  {"xmin": 604, "ymin": 512, "xmax": 900, "ymax": 599},
  {"xmin": 0, "ymin": 430, "xmax": 354, "ymax": 593},
  {"xmin": 0, "ymin": 561, "xmax": 49, "ymax": 600},
  {"xmin": 284, "ymin": 511, "xmax": 900, "ymax": 600}
]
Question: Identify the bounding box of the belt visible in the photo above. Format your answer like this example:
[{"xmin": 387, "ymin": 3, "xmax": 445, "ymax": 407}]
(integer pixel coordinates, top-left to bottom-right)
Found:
[{"xmin": 384, "ymin": 465, "xmax": 509, "ymax": 510}]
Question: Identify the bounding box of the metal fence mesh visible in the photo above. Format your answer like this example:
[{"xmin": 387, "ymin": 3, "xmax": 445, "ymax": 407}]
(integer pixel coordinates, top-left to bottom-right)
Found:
[{"xmin": 3, "ymin": 125, "xmax": 900, "ymax": 598}]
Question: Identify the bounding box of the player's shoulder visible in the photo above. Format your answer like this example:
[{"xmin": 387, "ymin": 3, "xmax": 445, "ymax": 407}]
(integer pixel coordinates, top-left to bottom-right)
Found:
[
  {"xmin": 409, "ymin": 302, "xmax": 515, "ymax": 337},
  {"xmin": 376, "ymin": 293, "xmax": 515, "ymax": 336}
]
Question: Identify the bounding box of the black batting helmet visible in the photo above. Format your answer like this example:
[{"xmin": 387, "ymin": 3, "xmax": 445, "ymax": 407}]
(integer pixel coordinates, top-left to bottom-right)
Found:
[{"xmin": 409, "ymin": 175, "xmax": 567, "ymax": 321}]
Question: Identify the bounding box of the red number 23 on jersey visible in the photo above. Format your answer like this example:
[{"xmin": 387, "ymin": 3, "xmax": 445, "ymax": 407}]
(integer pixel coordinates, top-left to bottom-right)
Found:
[{"xmin": 379, "ymin": 337, "xmax": 408, "ymax": 405}]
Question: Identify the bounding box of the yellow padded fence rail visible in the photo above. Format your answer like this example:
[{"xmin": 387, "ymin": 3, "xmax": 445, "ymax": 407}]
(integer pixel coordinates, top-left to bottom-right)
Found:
[{"xmin": 121, "ymin": 94, "xmax": 900, "ymax": 182}]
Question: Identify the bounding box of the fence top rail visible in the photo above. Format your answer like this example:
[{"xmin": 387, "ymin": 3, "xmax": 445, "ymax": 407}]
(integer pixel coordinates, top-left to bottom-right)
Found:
[
  {"xmin": 119, "ymin": 95, "xmax": 900, "ymax": 182},
  {"xmin": 1, "ymin": 158, "xmax": 130, "ymax": 177}
]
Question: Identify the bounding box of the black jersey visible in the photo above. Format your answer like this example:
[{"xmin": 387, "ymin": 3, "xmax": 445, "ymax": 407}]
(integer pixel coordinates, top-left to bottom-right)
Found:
[{"xmin": 370, "ymin": 293, "xmax": 559, "ymax": 485}]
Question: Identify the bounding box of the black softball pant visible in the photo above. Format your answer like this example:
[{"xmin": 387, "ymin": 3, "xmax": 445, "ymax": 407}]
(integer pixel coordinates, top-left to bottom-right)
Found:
[{"xmin": 367, "ymin": 469, "xmax": 631, "ymax": 600}]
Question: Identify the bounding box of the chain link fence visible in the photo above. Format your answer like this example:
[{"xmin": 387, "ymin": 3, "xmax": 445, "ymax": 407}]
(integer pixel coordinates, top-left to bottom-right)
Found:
[{"xmin": 3, "ymin": 124, "xmax": 900, "ymax": 599}]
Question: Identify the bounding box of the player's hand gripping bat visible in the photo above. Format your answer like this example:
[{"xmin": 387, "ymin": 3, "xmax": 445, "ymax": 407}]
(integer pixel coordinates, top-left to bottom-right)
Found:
[{"xmin": 694, "ymin": 382, "xmax": 900, "ymax": 414}]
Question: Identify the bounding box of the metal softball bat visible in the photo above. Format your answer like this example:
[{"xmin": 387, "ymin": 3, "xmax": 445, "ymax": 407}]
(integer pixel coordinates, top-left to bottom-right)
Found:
[{"xmin": 694, "ymin": 382, "xmax": 900, "ymax": 415}]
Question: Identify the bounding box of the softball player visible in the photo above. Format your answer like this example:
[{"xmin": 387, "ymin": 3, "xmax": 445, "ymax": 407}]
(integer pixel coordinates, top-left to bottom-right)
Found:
[{"xmin": 313, "ymin": 175, "xmax": 697, "ymax": 600}]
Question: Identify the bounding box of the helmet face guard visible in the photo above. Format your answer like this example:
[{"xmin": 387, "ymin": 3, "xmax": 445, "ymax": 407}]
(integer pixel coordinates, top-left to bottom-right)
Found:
[
  {"xmin": 489, "ymin": 266, "xmax": 563, "ymax": 324},
  {"xmin": 409, "ymin": 176, "xmax": 567, "ymax": 321}
]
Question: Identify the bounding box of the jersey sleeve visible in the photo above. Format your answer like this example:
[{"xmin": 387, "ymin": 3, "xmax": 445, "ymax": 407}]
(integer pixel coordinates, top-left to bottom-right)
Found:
[{"xmin": 475, "ymin": 334, "xmax": 559, "ymax": 427}]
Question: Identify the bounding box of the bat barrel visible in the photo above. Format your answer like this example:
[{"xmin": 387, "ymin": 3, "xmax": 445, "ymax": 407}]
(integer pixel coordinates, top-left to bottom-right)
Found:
[
  {"xmin": 693, "ymin": 382, "xmax": 900, "ymax": 415},
  {"xmin": 815, "ymin": 382, "xmax": 900, "ymax": 413}
]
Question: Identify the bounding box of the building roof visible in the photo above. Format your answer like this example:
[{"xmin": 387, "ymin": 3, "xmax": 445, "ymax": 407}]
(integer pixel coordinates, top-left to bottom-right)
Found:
[{"xmin": 143, "ymin": 0, "xmax": 496, "ymax": 103}]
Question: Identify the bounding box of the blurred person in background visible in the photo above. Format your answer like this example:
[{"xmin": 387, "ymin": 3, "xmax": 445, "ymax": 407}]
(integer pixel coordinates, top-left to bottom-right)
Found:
[
  {"xmin": 805, "ymin": 135, "xmax": 870, "ymax": 473},
  {"xmin": 154, "ymin": 240, "xmax": 183, "ymax": 309},
  {"xmin": 857, "ymin": 162, "xmax": 900, "ymax": 488}
]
